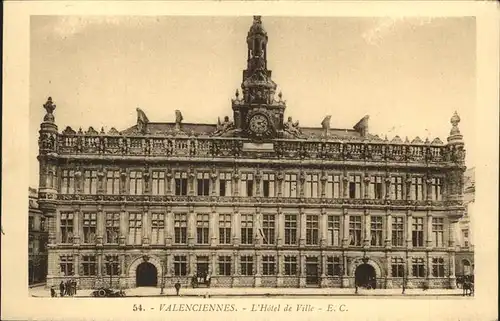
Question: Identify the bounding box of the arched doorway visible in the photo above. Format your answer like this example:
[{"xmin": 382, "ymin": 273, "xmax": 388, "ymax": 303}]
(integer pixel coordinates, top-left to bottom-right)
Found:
[
  {"xmin": 136, "ymin": 262, "xmax": 158, "ymax": 287},
  {"xmin": 355, "ymin": 264, "xmax": 376, "ymax": 289}
]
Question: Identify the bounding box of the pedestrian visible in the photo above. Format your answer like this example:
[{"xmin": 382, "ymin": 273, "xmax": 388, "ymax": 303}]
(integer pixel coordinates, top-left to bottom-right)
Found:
[
  {"xmin": 206, "ymin": 273, "xmax": 211, "ymax": 288},
  {"xmin": 59, "ymin": 281, "xmax": 65, "ymax": 297},
  {"xmin": 50, "ymin": 286, "xmax": 56, "ymax": 297},
  {"xmin": 355, "ymin": 283, "xmax": 358, "ymax": 294},
  {"xmin": 66, "ymin": 280, "xmax": 72, "ymax": 296},
  {"xmin": 174, "ymin": 280, "xmax": 181, "ymax": 296}
]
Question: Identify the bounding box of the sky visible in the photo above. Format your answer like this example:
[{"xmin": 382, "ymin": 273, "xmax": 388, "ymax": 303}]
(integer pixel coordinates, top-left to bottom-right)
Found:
[{"xmin": 29, "ymin": 16, "xmax": 476, "ymax": 187}]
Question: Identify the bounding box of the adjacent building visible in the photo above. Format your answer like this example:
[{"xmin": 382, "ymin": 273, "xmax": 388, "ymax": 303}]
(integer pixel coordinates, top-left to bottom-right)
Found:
[
  {"xmin": 455, "ymin": 167, "xmax": 474, "ymax": 277},
  {"xmin": 36, "ymin": 16, "xmax": 467, "ymax": 290},
  {"xmin": 29, "ymin": 187, "xmax": 48, "ymax": 285}
]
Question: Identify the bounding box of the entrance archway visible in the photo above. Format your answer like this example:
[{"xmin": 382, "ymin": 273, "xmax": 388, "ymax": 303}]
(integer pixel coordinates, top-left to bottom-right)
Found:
[
  {"xmin": 355, "ymin": 264, "xmax": 376, "ymax": 289},
  {"xmin": 136, "ymin": 262, "xmax": 158, "ymax": 287}
]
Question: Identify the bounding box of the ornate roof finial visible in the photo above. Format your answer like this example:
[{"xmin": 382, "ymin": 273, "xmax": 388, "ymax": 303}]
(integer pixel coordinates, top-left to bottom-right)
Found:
[
  {"xmin": 43, "ymin": 97, "xmax": 56, "ymax": 122},
  {"xmin": 448, "ymin": 111, "xmax": 463, "ymax": 144},
  {"xmin": 278, "ymin": 91, "xmax": 283, "ymax": 101},
  {"xmin": 235, "ymin": 89, "xmax": 239, "ymax": 99}
]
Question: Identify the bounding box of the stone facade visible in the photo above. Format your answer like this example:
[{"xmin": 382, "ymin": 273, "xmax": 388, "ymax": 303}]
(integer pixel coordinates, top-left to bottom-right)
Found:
[
  {"xmin": 29, "ymin": 187, "xmax": 48, "ymax": 284},
  {"xmin": 455, "ymin": 168, "xmax": 474, "ymax": 278},
  {"xmin": 37, "ymin": 16, "xmax": 467, "ymax": 290}
]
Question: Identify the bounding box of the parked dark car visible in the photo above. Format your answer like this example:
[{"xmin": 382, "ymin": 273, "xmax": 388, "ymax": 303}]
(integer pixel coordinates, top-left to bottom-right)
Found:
[{"xmin": 91, "ymin": 287, "xmax": 126, "ymax": 297}]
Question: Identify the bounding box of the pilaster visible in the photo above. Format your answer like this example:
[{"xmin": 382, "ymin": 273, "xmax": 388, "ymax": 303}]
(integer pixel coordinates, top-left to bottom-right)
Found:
[{"xmin": 385, "ymin": 209, "xmax": 392, "ymax": 248}]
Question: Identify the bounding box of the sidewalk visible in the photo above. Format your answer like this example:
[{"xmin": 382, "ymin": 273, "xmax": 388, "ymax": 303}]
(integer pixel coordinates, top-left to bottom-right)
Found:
[{"xmin": 30, "ymin": 285, "xmax": 466, "ymax": 298}]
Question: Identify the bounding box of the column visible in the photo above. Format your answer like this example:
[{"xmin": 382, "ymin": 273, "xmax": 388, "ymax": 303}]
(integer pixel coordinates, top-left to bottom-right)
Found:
[
  {"xmin": 49, "ymin": 214, "xmax": 57, "ymax": 245},
  {"xmin": 232, "ymin": 208, "xmax": 240, "ymax": 246},
  {"xmin": 166, "ymin": 251, "xmax": 172, "ymax": 278},
  {"xmin": 299, "ymin": 209, "xmax": 306, "ymax": 247},
  {"xmin": 120, "ymin": 207, "xmax": 127, "ymax": 246},
  {"xmin": 320, "ymin": 252, "xmax": 327, "ymax": 287},
  {"xmin": 448, "ymin": 221, "xmax": 457, "ymax": 248},
  {"xmin": 363, "ymin": 209, "xmax": 371, "ymax": 247},
  {"xmin": 97, "ymin": 252, "xmax": 102, "ymax": 277},
  {"xmin": 254, "ymin": 253, "xmax": 262, "ymax": 287},
  {"xmin": 189, "ymin": 253, "xmax": 196, "ymax": 277},
  {"xmin": 342, "ymin": 209, "xmax": 349, "ymax": 247},
  {"xmin": 188, "ymin": 207, "xmax": 195, "ymax": 246},
  {"xmin": 341, "ymin": 252, "xmax": 349, "ymax": 288},
  {"xmin": 405, "ymin": 255, "xmax": 411, "ymax": 288},
  {"xmin": 73, "ymin": 253, "xmax": 80, "ymax": 277},
  {"xmin": 276, "ymin": 252, "xmax": 284, "ymax": 287},
  {"xmin": 96, "ymin": 206, "xmax": 104, "ymax": 246},
  {"xmin": 320, "ymin": 209, "xmax": 327, "ymax": 247},
  {"xmin": 426, "ymin": 211, "xmax": 433, "ymax": 248},
  {"xmin": 449, "ymin": 252, "xmax": 456, "ymax": 288},
  {"xmin": 211, "ymin": 252, "xmax": 217, "ymax": 276},
  {"xmin": 142, "ymin": 207, "xmax": 150, "ymax": 246},
  {"xmin": 73, "ymin": 208, "xmax": 80, "ymax": 245},
  {"xmin": 299, "ymin": 254, "xmax": 306, "ymax": 287},
  {"xmin": 385, "ymin": 209, "xmax": 392, "ymax": 248},
  {"xmin": 406, "ymin": 210, "xmax": 413, "ymax": 249},
  {"xmin": 119, "ymin": 254, "xmax": 125, "ymax": 288},
  {"xmin": 255, "ymin": 208, "xmax": 262, "ymax": 246},
  {"xmin": 165, "ymin": 207, "xmax": 173, "ymax": 246},
  {"xmin": 385, "ymin": 254, "xmax": 392, "ymax": 288},
  {"xmin": 277, "ymin": 208, "xmax": 284, "ymax": 247},
  {"xmin": 210, "ymin": 210, "xmax": 219, "ymax": 246},
  {"xmin": 232, "ymin": 250, "xmax": 239, "ymax": 287}
]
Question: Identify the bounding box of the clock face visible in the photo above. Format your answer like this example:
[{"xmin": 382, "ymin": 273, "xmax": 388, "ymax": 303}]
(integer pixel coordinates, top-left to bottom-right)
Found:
[{"xmin": 249, "ymin": 114, "xmax": 269, "ymax": 134}]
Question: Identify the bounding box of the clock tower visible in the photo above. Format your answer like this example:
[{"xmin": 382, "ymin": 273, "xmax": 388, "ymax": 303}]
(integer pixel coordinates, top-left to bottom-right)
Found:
[{"xmin": 232, "ymin": 16, "xmax": 287, "ymax": 140}]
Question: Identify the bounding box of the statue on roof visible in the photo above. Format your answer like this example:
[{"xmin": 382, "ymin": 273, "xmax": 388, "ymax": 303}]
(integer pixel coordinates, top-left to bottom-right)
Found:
[
  {"xmin": 136, "ymin": 108, "xmax": 149, "ymax": 134},
  {"xmin": 212, "ymin": 116, "xmax": 235, "ymax": 137},
  {"xmin": 283, "ymin": 116, "xmax": 303, "ymax": 138},
  {"xmin": 175, "ymin": 110, "xmax": 183, "ymax": 131}
]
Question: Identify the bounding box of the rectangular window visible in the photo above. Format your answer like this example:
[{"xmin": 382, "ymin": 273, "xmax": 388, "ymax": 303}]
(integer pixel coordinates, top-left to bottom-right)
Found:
[
  {"xmin": 240, "ymin": 256, "xmax": 253, "ymax": 276},
  {"xmin": 411, "ymin": 177, "xmax": 424, "ymax": 200},
  {"xmin": 174, "ymin": 172, "xmax": 188, "ymax": 196},
  {"xmin": 83, "ymin": 170, "xmax": 98, "ymax": 194},
  {"xmin": 390, "ymin": 177, "xmax": 403, "ymax": 200},
  {"xmin": 432, "ymin": 258, "xmax": 445, "ymax": 277},
  {"xmin": 219, "ymin": 214, "xmax": 232, "ymax": 244},
  {"xmin": 262, "ymin": 173, "xmax": 275, "ymax": 197},
  {"xmin": 412, "ymin": 258, "xmax": 425, "ymax": 277},
  {"xmin": 349, "ymin": 216, "xmax": 362, "ymax": 246},
  {"xmin": 128, "ymin": 213, "xmax": 142, "ymax": 245},
  {"xmin": 218, "ymin": 256, "xmax": 231, "ymax": 276},
  {"xmin": 240, "ymin": 173, "xmax": 254, "ymax": 197},
  {"xmin": 174, "ymin": 255, "xmax": 187, "ymax": 276},
  {"xmin": 60, "ymin": 255, "xmax": 74, "ymax": 276},
  {"xmin": 105, "ymin": 255, "xmax": 119, "ymax": 276},
  {"xmin": 462, "ymin": 229, "xmax": 469, "ymax": 247},
  {"xmin": 328, "ymin": 216, "xmax": 341, "ymax": 246},
  {"xmin": 284, "ymin": 214, "xmax": 297, "ymax": 245},
  {"xmin": 82, "ymin": 213, "xmax": 97, "ymax": 244},
  {"xmin": 432, "ymin": 217, "xmax": 444, "ymax": 248},
  {"xmin": 349, "ymin": 175, "xmax": 361, "ymax": 199},
  {"xmin": 240, "ymin": 214, "xmax": 253, "ymax": 245},
  {"xmin": 391, "ymin": 258, "xmax": 405, "ymax": 277},
  {"xmin": 262, "ymin": 255, "xmax": 275, "ymax": 275},
  {"xmin": 60, "ymin": 212, "xmax": 74, "ymax": 244},
  {"xmin": 262, "ymin": 214, "xmax": 275, "ymax": 245},
  {"xmin": 174, "ymin": 213, "xmax": 187, "ymax": 244},
  {"xmin": 151, "ymin": 213, "xmax": 165, "ymax": 245},
  {"xmin": 61, "ymin": 170, "xmax": 75, "ymax": 194},
  {"xmin": 29, "ymin": 217, "xmax": 34, "ymax": 230},
  {"xmin": 129, "ymin": 171, "xmax": 143, "ymax": 195},
  {"xmin": 306, "ymin": 215, "xmax": 319, "ymax": 245},
  {"xmin": 219, "ymin": 173, "xmax": 232, "ymax": 196},
  {"xmin": 326, "ymin": 174, "xmax": 341, "ymax": 198},
  {"xmin": 392, "ymin": 217, "xmax": 405, "ymax": 247},
  {"xmin": 431, "ymin": 178, "xmax": 443, "ymax": 201},
  {"xmin": 370, "ymin": 216, "xmax": 384, "ymax": 246},
  {"xmin": 106, "ymin": 170, "xmax": 120, "ymax": 195},
  {"xmin": 305, "ymin": 174, "xmax": 319, "ymax": 198},
  {"xmin": 284, "ymin": 174, "xmax": 297, "ymax": 198},
  {"xmin": 369, "ymin": 176, "xmax": 384, "ymax": 199},
  {"xmin": 196, "ymin": 213, "xmax": 210, "ymax": 244},
  {"xmin": 412, "ymin": 217, "xmax": 424, "ymax": 247},
  {"xmin": 197, "ymin": 172, "xmax": 210, "ymax": 196},
  {"xmin": 105, "ymin": 213, "xmax": 120, "ymax": 244},
  {"xmin": 82, "ymin": 255, "xmax": 96, "ymax": 276},
  {"xmin": 284, "ymin": 256, "xmax": 297, "ymax": 276},
  {"xmin": 326, "ymin": 256, "xmax": 342, "ymax": 276},
  {"xmin": 151, "ymin": 171, "xmax": 165, "ymax": 195}
]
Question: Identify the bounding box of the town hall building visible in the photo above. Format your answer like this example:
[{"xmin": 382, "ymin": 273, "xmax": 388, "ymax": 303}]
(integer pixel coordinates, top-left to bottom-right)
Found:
[{"xmin": 37, "ymin": 16, "xmax": 467, "ymax": 290}]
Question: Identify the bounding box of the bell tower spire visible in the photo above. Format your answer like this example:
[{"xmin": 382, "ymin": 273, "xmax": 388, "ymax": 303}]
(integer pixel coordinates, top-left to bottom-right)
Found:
[{"xmin": 231, "ymin": 16, "xmax": 286, "ymax": 140}]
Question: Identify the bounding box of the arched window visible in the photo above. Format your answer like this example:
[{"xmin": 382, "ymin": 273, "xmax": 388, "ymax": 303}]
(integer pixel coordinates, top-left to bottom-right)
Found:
[{"xmin": 463, "ymin": 260, "xmax": 471, "ymax": 275}]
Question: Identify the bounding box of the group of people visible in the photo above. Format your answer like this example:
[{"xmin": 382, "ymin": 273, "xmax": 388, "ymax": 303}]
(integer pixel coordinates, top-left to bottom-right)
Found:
[
  {"xmin": 51, "ymin": 280, "xmax": 78, "ymax": 297},
  {"xmin": 191, "ymin": 274, "xmax": 211, "ymax": 288}
]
